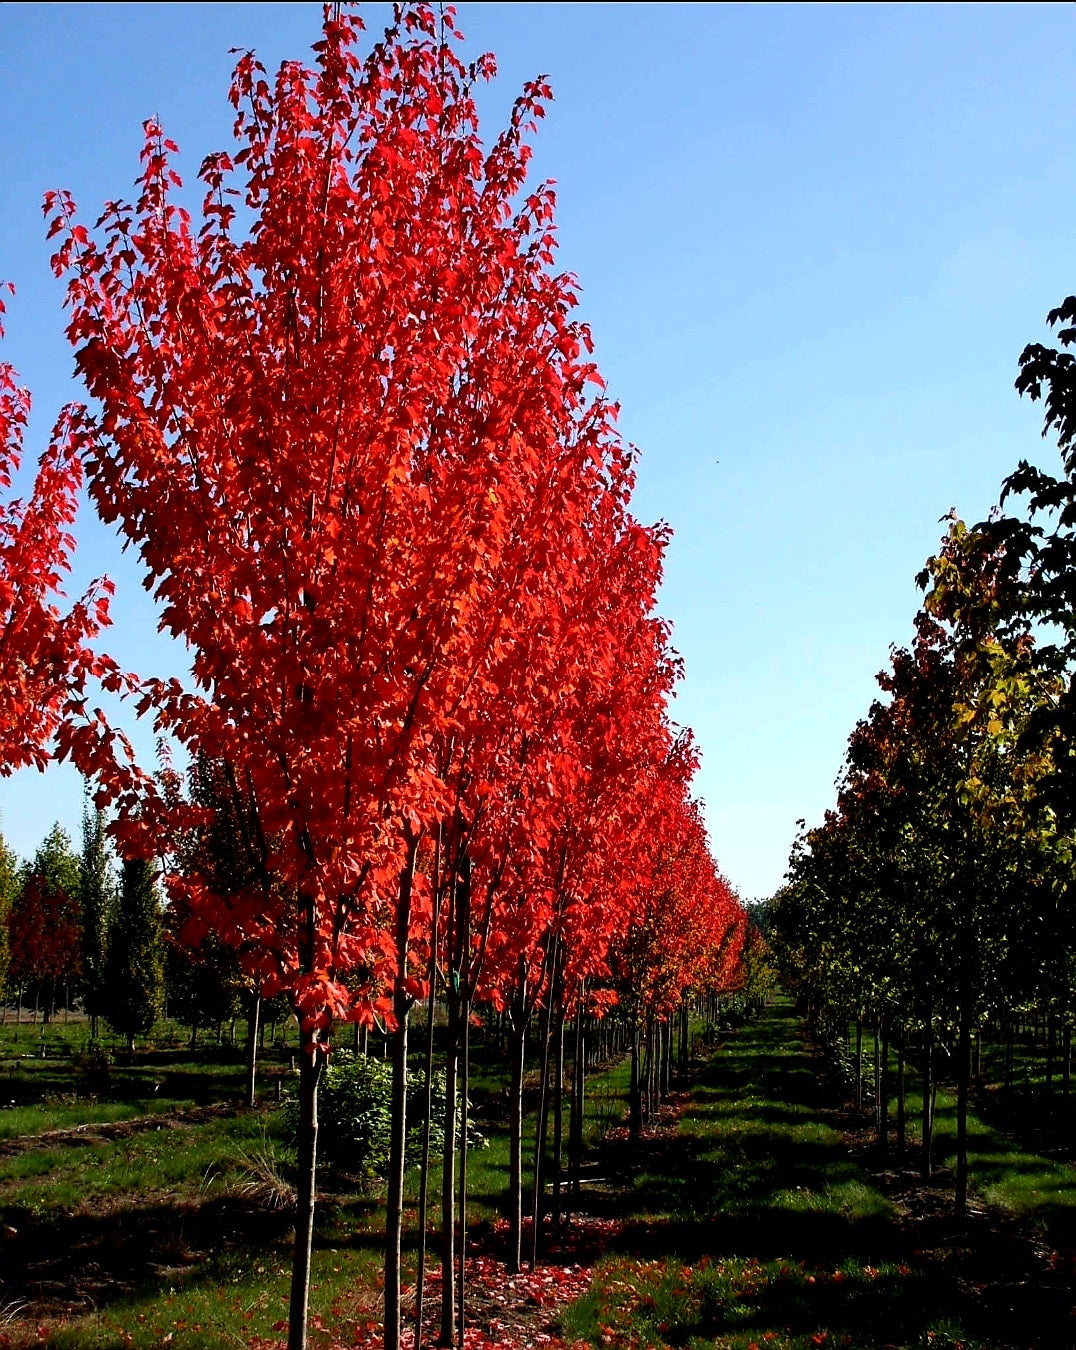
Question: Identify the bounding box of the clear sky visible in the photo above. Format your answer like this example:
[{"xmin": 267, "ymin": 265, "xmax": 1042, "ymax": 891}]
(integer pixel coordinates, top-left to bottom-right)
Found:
[{"xmin": 1, "ymin": 2, "xmax": 1073, "ymax": 901}]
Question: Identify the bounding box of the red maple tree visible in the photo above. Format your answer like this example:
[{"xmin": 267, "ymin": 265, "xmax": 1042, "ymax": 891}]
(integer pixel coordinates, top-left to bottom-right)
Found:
[{"xmin": 44, "ymin": 7, "xmax": 657, "ymax": 1347}]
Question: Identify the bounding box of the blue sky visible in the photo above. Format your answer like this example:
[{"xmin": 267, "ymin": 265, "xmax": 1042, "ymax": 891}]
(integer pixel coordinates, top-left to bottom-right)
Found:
[{"xmin": 1, "ymin": 2, "xmax": 1073, "ymax": 900}]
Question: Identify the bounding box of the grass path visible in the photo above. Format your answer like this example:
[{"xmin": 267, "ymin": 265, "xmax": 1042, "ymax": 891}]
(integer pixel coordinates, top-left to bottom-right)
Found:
[{"xmin": 559, "ymin": 1002, "xmax": 1076, "ymax": 1350}]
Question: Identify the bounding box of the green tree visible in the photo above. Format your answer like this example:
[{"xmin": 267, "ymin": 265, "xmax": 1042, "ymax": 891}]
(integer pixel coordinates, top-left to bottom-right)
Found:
[
  {"xmin": 103, "ymin": 858, "xmax": 165, "ymax": 1051},
  {"xmin": 163, "ymin": 900, "xmax": 243, "ymax": 1050},
  {"xmin": 78, "ymin": 798, "xmax": 114, "ymax": 1037},
  {"xmin": 0, "ymin": 832, "xmax": 16, "ymax": 1013}
]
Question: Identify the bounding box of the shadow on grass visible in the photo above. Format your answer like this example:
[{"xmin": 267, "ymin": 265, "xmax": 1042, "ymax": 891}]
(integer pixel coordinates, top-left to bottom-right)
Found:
[
  {"xmin": 568, "ymin": 1003, "xmax": 1076, "ymax": 1350},
  {"xmin": 2, "ymin": 1190, "xmax": 295, "ymax": 1310}
]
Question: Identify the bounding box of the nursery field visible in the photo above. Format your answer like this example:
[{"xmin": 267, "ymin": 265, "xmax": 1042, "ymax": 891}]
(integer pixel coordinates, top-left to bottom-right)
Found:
[{"xmin": 3, "ymin": 1004, "xmax": 1076, "ymax": 1349}]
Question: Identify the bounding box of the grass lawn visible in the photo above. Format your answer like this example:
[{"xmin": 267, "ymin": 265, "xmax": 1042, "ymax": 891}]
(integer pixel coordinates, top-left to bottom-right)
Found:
[
  {"xmin": 5, "ymin": 1002, "xmax": 1076, "ymax": 1348},
  {"xmin": 0, "ymin": 1012, "xmax": 627, "ymax": 1349},
  {"xmin": 559, "ymin": 1002, "xmax": 1076, "ymax": 1350},
  {"xmin": 846, "ymin": 1020, "xmax": 1076, "ymax": 1263}
]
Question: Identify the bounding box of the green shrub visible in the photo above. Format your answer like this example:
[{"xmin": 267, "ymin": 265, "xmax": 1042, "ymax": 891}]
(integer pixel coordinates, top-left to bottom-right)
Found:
[
  {"xmin": 71, "ymin": 1039, "xmax": 112, "ymax": 1097},
  {"xmin": 284, "ymin": 1051, "xmax": 484, "ymax": 1177}
]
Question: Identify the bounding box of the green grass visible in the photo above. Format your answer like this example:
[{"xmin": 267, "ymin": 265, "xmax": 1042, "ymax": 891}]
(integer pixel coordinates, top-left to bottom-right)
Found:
[
  {"xmin": 557, "ymin": 1003, "xmax": 999, "ymax": 1350},
  {"xmin": 14, "ymin": 1000, "xmax": 1076, "ymax": 1349},
  {"xmin": 562, "ymin": 1253, "xmax": 939, "ymax": 1350},
  {"xmin": 0, "ymin": 1013, "xmax": 636, "ymax": 1349},
  {"xmin": 846, "ymin": 1023, "xmax": 1076, "ymax": 1260}
]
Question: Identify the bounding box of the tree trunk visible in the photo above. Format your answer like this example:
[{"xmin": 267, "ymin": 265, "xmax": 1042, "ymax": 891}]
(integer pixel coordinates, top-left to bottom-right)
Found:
[
  {"xmin": 414, "ymin": 853, "xmax": 441, "ymax": 1350},
  {"xmin": 629, "ymin": 1021, "xmax": 641, "ymax": 1148},
  {"xmin": 384, "ymin": 997, "xmax": 411, "ymax": 1350},
  {"xmin": 569, "ymin": 990, "xmax": 586, "ymax": 1206},
  {"xmin": 288, "ymin": 1044, "xmax": 324, "ymax": 1350},
  {"xmin": 896, "ymin": 1021, "xmax": 906, "ymax": 1154},
  {"xmin": 921, "ymin": 1010, "xmax": 934, "ymax": 1181},
  {"xmin": 552, "ymin": 1012, "xmax": 565, "ymax": 1228},
  {"xmin": 531, "ymin": 974, "xmax": 554, "ymax": 1268},
  {"xmin": 855, "ymin": 1015, "xmax": 863, "ymax": 1110},
  {"xmin": 245, "ymin": 990, "xmax": 261, "ymax": 1109},
  {"xmin": 955, "ymin": 1001, "xmax": 972, "ymax": 1221},
  {"xmin": 878, "ymin": 1017, "xmax": 889, "ymax": 1155},
  {"xmin": 384, "ymin": 840, "xmax": 419, "ymax": 1350},
  {"xmin": 439, "ymin": 992, "xmax": 459, "ymax": 1347},
  {"xmin": 457, "ymin": 944, "xmax": 471, "ymax": 1350},
  {"xmin": 507, "ymin": 999, "xmax": 528, "ymax": 1274}
]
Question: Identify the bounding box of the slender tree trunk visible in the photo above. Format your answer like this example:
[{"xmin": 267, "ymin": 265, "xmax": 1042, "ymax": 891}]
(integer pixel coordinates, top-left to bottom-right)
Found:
[
  {"xmin": 507, "ymin": 997, "xmax": 528, "ymax": 1274},
  {"xmin": 288, "ymin": 1043, "xmax": 324, "ymax": 1350},
  {"xmin": 855, "ymin": 1015, "xmax": 863, "ymax": 1110},
  {"xmin": 552, "ymin": 1012, "xmax": 564, "ymax": 1228},
  {"xmin": 642, "ymin": 1016, "xmax": 652, "ymax": 1120},
  {"xmin": 457, "ymin": 944, "xmax": 471, "ymax": 1350},
  {"xmin": 569, "ymin": 990, "xmax": 586, "ymax": 1206},
  {"xmin": 922, "ymin": 1010, "xmax": 934, "ymax": 1181},
  {"xmin": 414, "ymin": 847, "xmax": 441, "ymax": 1350},
  {"xmin": 531, "ymin": 964, "xmax": 555, "ymax": 1268},
  {"xmin": 878, "ymin": 1016, "xmax": 889, "ymax": 1155},
  {"xmin": 956, "ymin": 1001, "xmax": 972, "ymax": 1221},
  {"xmin": 439, "ymin": 994, "xmax": 459, "ymax": 1347},
  {"xmin": 629, "ymin": 1021, "xmax": 641, "ymax": 1148},
  {"xmin": 384, "ymin": 840, "xmax": 419, "ymax": 1350},
  {"xmin": 245, "ymin": 989, "xmax": 261, "ymax": 1109},
  {"xmin": 896, "ymin": 1021, "xmax": 906, "ymax": 1154}
]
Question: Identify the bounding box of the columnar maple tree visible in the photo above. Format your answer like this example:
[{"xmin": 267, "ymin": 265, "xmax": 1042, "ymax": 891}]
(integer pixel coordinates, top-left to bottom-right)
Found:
[{"xmin": 43, "ymin": 6, "xmax": 731, "ymax": 1347}]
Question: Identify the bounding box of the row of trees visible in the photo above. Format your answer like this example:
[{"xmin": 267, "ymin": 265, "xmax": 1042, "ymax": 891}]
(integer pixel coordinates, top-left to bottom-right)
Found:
[
  {"xmin": 0, "ymin": 815, "xmax": 160, "ymax": 1046},
  {"xmin": 0, "ymin": 808, "xmax": 266, "ymax": 1052},
  {"xmin": 1, "ymin": 8, "xmax": 746, "ymax": 1350},
  {"xmin": 768, "ymin": 285, "xmax": 1076, "ymax": 1219}
]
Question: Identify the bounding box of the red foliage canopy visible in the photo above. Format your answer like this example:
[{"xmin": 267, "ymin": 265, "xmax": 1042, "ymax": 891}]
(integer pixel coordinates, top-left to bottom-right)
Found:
[
  {"xmin": 46, "ymin": 5, "xmax": 652, "ymax": 1035},
  {"xmin": 0, "ymin": 291, "xmax": 114, "ymax": 773}
]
